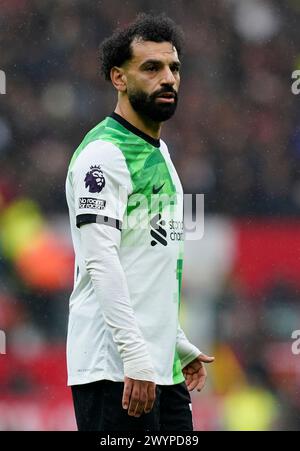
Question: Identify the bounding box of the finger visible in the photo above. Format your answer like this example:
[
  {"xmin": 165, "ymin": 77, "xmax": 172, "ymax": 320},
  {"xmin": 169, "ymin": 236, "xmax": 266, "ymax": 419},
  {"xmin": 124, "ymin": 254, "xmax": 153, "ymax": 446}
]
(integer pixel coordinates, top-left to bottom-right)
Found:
[
  {"xmin": 186, "ymin": 381, "xmax": 194, "ymax": 392},
  {"xmin": 198, "ymin": 353, "xmax": 215, "ymax": 363},
  {"xmin": 184, "ymin": 365, "xmax": 197, "ymax": 374},
  {"xmin": 133, "ymin": 385, "xmax": 147, "ymax": 418},
  {"xmin": 133, "ymin": 402, "xmax": 143, "ymax": 418},
  {"xmin": 128, "ymin": 383, "xmax": 140, "ymax": 416},
  {"xmin": 196, "ymin": 374, "xmax": 207, "ymax": 392},
  {"xmin": 144, "ymin": 383, "xmax": 156, "ymax": 414},
  {"xmin": 122, "ymin": 377, "xmax": 133, "ymax": 410},
  {"xmin": 184, "ymin": 373, "xmax": 193, "ymax": 387},
  {"xmin": 186, "ymin": 373, "xmax": 199, "ymax": 391},
  {"xmin": 196, "ymin": 367, "xmax": 207, "ymax": 392}
]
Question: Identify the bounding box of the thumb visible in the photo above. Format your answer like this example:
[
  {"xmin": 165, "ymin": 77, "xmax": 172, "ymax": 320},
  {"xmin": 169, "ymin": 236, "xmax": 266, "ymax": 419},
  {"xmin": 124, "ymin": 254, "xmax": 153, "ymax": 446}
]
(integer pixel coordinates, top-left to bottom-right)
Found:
[{"xmin": 198, "ymin": 353, "xmax": 215, "ymax": 363}]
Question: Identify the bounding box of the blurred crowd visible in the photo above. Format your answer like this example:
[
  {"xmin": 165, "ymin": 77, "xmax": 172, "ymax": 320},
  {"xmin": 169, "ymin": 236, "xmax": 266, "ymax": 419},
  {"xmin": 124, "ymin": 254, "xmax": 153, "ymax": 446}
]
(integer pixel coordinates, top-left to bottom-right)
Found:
[
  {"xmin": 1, "ymin": 0, "xmax": 300, "ymax": 430},
  {"xmin": 1, "ymin": 0, "xmax": 300, "ymax": 216}
]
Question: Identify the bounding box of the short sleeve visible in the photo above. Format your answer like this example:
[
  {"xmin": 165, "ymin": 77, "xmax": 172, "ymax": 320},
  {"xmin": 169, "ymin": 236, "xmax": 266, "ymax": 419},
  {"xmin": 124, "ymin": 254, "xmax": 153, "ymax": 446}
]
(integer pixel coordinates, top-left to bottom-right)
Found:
[{"xmin": 70, "ymin": 140, "xmax": 132, "ymax": 230}]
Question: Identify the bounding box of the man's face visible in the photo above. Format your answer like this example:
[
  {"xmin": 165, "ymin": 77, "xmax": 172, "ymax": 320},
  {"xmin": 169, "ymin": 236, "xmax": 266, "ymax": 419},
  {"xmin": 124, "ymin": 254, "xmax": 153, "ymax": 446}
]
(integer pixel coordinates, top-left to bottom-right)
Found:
[{"xmin": 123, "ymin": 40, "xmax": 181, "ymax": 122}]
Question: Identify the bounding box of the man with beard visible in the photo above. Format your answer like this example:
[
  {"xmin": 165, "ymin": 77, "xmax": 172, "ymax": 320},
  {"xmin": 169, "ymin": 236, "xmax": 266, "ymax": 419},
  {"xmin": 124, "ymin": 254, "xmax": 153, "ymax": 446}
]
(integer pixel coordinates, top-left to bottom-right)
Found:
[{"xmin": 65, "ymin": 13, "xmax": 214, "ymax": 431}]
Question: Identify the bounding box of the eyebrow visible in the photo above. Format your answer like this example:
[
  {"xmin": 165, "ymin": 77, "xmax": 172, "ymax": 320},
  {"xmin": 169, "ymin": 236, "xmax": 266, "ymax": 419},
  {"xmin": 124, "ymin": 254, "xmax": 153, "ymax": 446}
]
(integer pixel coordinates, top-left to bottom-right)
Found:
[{"xmin": 139, "ymin": 59, "xmax": 181, "ymax": 70}]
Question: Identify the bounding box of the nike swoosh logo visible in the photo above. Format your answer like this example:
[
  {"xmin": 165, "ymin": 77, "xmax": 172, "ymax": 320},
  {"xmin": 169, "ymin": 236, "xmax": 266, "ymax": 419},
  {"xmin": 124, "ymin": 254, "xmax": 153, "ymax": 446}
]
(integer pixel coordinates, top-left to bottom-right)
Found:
[{"xmin": 152, "ymin": 182, "xmax": 165, "ymax": 194}]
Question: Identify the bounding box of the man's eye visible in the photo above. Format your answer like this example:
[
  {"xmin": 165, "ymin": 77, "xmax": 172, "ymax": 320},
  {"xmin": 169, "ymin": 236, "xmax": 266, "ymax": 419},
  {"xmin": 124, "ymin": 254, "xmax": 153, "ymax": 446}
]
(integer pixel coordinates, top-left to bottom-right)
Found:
[{"xmin": 147, "ymin": 66, "xmax": 157, "ymax": 72}]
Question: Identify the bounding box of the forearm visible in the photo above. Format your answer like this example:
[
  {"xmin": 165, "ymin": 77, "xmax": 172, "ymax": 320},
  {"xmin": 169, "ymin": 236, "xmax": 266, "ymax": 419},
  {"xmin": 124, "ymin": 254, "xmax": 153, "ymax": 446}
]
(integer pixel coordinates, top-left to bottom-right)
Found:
[
  {"xmin": 81, "ymin": 222, "xmax": 156, "ymax": 382},
  {"xmin": 176, "ymin": 323, "xmax": 201, "ymax": 368}
]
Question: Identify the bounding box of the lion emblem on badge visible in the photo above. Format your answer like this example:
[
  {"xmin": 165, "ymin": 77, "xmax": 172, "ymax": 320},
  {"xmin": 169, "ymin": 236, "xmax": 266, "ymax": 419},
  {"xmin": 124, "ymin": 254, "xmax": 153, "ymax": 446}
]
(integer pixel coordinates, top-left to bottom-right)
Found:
[{"xmin": 84, "ymin": 165, "xmax": 106, "ymax": 193}]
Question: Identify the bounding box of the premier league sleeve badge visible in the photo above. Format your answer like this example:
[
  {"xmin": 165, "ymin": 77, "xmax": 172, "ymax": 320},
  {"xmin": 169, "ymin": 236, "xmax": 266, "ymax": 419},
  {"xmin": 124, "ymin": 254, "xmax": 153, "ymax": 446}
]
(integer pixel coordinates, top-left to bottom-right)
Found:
[{"xmin": 84, "ymin": 165, "xmax": 106, "ymax": 193}]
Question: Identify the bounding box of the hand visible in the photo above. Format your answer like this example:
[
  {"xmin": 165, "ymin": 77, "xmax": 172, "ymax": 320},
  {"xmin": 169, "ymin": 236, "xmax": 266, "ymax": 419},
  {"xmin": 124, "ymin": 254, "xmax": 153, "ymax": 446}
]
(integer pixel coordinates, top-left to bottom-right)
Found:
[
  {"xmin": 122, "ymin": 376, "xmax": 156, "ymax": 417},
  {"xmin": 182, "ymin": 353, "xmax": 215, "ymax": 392}
]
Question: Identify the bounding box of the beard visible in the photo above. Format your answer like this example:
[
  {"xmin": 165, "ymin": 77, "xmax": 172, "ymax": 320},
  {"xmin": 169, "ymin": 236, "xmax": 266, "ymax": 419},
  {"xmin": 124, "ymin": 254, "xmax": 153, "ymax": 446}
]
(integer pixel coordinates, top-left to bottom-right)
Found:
[{"xmin": 127, "ymin": 85, "xmax": 178, "ymax": 122}]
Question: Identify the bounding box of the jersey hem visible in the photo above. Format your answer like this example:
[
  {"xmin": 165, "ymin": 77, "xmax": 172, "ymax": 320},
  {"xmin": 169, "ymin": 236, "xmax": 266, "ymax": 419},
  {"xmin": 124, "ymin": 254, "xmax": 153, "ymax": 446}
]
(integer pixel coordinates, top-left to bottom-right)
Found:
[{"xmin": 67, "ymin": 372, "xmax": 185, "ymax": 386}]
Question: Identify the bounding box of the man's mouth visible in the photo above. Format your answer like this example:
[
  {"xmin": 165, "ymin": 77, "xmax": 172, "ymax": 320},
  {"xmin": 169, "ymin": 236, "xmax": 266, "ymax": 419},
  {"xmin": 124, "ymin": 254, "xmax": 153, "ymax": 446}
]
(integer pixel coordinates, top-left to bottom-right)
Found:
[{"xmin": 155, "ymin": 92, "xmax": 176, "ymax": 103}]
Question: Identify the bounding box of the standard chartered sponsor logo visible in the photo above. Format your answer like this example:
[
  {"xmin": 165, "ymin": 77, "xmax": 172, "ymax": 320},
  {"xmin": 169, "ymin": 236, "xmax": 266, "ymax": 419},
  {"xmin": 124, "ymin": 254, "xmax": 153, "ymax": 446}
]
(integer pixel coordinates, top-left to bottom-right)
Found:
[
  {"xmin": 150, "ymin": 213, "xmax": 167, "ymax": 246},
  {"xmin": 118, "ymin": 187, "xmax": 204, "ymax": 241},
  {"xmin": 169, "ymin": 219, "xmax": 184, "ymax": 241},
  {"xmin": 150, "ymin": 216, "xmax": 185, "ymax": 246}
]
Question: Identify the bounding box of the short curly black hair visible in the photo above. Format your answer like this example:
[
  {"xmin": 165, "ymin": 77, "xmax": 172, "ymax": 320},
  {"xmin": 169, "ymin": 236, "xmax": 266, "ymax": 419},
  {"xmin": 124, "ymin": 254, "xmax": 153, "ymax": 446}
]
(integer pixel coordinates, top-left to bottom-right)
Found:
[{"xmin": 99, "ymin": 13, "xmax": 184, "ymax": 81}]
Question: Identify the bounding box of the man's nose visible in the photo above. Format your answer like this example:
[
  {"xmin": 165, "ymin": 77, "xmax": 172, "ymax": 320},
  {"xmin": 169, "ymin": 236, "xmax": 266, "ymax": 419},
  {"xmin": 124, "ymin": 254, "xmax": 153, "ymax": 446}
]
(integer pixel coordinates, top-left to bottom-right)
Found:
[{"xmin": 160, "ymin": 67, "xmax": 176, "ymax": 86}]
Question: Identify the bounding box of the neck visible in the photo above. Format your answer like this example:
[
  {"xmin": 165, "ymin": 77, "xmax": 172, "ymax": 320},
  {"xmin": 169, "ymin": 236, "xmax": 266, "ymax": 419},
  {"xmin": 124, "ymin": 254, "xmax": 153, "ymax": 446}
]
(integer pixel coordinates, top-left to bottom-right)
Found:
[{"xmin": 114, "ymin": 99, "xmax": 162, "ymax": 140}]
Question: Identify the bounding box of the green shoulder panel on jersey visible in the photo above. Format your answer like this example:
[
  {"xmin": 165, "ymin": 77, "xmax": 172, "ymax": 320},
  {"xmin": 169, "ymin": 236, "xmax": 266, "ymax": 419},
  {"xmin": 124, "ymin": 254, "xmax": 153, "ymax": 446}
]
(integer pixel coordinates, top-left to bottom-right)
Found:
[
  {"xmin": 67, "ymin": 116, "xmax": 177, "ymax": 215},
  {"xmin": 104, "ymin": 117, "xmax": 177, "ymax": 216}
]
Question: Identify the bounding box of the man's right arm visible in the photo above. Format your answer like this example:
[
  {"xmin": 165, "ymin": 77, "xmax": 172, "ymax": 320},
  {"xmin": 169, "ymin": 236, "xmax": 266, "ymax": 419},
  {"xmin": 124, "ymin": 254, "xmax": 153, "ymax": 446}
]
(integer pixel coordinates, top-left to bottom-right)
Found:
[
  {"xmin": 80, "ymin": 222, "xmax": 155, "ymax": 383},
  {"xmin": 80, "ymin": 223, "xmax": 156, "ymax": 417},
  {"xmin": 72, "ymin": 140, "xmax": 156, "ymax": 416}
]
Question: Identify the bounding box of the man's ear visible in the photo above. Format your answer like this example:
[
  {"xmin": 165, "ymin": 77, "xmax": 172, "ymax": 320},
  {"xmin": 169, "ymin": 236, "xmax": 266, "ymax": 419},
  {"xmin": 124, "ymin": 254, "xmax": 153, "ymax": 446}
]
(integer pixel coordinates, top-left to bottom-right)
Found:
[{"xmin": 110, "ymin": 67, "xmax": 127, "ymax": 92}]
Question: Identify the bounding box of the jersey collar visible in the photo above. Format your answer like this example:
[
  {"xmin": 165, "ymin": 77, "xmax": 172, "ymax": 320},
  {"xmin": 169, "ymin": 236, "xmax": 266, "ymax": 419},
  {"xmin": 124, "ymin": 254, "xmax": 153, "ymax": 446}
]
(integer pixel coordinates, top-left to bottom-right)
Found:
[{"xmin": 109, "ymin": 112, "xmax": 161, "ymax": 148}]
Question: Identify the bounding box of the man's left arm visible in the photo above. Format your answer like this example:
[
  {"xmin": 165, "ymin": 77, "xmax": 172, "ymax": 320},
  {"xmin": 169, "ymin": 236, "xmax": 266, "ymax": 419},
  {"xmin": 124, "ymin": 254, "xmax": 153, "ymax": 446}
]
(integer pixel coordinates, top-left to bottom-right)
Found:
[
  {"xmin": 176, "ymin": 323, "xmax": 215, "ymax": 391},
  {"xmin": 176, "ymin": 324, "xmax": 202, "ymax": 368}
]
